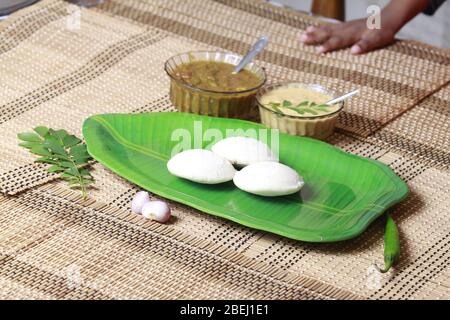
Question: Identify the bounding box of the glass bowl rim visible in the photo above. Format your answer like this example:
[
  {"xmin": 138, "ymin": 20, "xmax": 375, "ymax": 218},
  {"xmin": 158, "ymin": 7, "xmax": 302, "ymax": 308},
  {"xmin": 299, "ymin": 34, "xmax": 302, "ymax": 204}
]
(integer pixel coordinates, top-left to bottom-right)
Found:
[
  {"xmin": 164, "ymin": 50, "xmax": 267, "ymax": 94},
  {"xmin": 256, "ymin": 82, "xmax": 344, "ymax": 120}
]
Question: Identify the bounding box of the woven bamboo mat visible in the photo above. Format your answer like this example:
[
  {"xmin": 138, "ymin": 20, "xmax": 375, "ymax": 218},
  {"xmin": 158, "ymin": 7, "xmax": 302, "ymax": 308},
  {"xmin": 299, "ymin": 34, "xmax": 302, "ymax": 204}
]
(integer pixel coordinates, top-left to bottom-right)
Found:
[
  {"xmin": 0, "ymin": 0, "xmax": 450, "ymax": 195},
  {"xmin": 0, "ymin": 0, "xmax": 449, "ymax": 299},
  {"xmin": 96, "ymin": 0, "xmax": 450, "ymax": 134},
  {"xmin": 1, "ymin": 131, "xmax": 448, "ymax": 299},
  {"xmin": 0, "ymin": 183, "xmax": 364, "ymax": 300},
  {"xmin": 367, "ymin": 85, "xmax": 450, "ymax": 170}
]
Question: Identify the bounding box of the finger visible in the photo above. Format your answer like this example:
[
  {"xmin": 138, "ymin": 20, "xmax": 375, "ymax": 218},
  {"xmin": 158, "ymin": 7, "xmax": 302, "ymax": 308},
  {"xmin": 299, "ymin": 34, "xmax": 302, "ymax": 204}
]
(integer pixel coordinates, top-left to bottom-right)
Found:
[
  {"xmin": 350, "ymin": 37, "xmax": 376, "ymax": 54},
  {"xmin": 316, "ymin": 35, "xmax": 351, "ymax": 53},
  {"xmin": 300, "ymin": 27, "xmax": 331, "ymax": 45},
  {"xmin": 306, "ymin": 24, "xmax": 330, "ymax": 34},
  {"xmin": 306, "ymin": 25, "xmax": 317, "ymax": 33},
  {"xmin": 350, "ymin": 32, "xmax": 393, "ymax": 54}
]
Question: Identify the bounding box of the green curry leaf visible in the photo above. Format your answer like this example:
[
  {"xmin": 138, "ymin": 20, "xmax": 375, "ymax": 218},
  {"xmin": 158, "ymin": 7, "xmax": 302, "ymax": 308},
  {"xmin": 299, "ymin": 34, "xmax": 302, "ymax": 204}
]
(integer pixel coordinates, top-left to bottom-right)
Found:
[
  {"xmin": 268, "ymin": 100, "xmax": 331, "ymax": 116},
  {"xmin": 282, "ymin": 100, "xmax": 292, "ymax": 107},
  {"xmin": 18, "ymin": 126, "xmax": 94, "ymax": 199}
]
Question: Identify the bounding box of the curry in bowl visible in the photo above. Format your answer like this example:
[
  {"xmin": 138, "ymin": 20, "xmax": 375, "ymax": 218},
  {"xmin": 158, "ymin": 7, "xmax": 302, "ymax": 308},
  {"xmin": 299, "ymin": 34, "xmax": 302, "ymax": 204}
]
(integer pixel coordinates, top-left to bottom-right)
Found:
[
  {"xmin": 173, "ymin": 60, "xmax": 262, "ymax": 92},
  {"xmin": 165, "ymin": 51, "xmax": 265, "ymax": 119}
]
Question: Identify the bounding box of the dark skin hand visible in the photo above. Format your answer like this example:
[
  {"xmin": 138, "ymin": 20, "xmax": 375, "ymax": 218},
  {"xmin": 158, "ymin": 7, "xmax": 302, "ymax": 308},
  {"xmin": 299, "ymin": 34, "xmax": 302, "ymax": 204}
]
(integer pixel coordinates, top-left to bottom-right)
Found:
[{"xmin": 300, "ymin": 0, "xmax": 429, "ymax": 54}]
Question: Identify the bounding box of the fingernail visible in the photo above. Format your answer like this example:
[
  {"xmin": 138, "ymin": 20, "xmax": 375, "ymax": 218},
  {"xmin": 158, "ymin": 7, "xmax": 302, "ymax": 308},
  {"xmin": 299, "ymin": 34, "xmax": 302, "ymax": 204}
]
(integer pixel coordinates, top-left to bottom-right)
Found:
[
  {"xmin": 299, "ymin": 34, "xmax": 308, "ymax": 42},
  {"xmin": 316, "ymin": 46, "xmax": 325, "ymax": 54},
  {"xmin": 351, "ymin": 45, "xmax": 362, "ymax": 54}
]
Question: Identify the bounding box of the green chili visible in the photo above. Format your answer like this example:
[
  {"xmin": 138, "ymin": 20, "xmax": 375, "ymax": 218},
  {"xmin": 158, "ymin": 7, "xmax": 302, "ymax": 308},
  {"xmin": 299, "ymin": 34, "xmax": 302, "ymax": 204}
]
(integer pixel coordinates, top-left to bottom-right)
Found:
[{"xmin": 378, "ymin": 213, "xmax": 400, "ymax": 273}]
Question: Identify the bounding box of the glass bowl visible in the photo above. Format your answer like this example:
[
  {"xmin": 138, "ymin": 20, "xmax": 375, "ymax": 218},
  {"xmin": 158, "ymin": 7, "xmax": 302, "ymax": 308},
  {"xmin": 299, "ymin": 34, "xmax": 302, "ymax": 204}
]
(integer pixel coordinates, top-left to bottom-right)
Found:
[
  {"xmin": 256, "ymin": 82, "xmax": 344, "ymax": 140},
  {"xmin": 165, "ymin": 51, "xmax": 266, "ymax": 119}
]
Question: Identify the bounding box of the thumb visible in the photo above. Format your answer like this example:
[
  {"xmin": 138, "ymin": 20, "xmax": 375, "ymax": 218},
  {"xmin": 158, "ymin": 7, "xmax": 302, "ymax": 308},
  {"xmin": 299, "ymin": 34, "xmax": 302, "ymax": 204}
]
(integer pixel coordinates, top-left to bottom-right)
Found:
[
  {"xmin": 350, "ymin": 32, "xmax": 394, "ymax": 54},
  {"xmin": 350, "ymin": 38, "xmax": 376, "ymax": 54}
]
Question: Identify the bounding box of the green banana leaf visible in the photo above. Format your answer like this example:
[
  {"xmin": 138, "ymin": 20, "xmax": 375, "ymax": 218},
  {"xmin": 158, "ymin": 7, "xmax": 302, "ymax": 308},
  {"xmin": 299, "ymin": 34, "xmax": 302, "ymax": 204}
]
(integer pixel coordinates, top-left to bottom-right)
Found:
[{"xmin": 83, "ymin": 112, "xmax": 408, "ymax": 242}]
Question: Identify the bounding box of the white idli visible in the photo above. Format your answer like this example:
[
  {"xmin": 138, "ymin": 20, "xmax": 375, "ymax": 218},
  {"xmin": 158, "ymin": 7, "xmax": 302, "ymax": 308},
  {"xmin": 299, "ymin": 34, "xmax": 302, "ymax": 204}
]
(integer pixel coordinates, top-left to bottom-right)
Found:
[
  {"xmin": 233, "ymin": 161, "xmax": 304, "ymax": 196},
  {"xmin": 167, "ymin": 149, "xmax": 235, "ymax": 184},
  {"xmin": 211, "ymin": 136, "xmax": 278, "ymax": 167}
]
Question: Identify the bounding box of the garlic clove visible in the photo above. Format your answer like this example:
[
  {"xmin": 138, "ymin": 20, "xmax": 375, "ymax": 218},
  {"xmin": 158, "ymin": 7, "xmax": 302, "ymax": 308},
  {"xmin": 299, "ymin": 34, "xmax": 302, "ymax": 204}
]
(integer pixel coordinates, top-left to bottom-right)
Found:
[
  {"xmin": 142, "ymin": 200, "xmax": 171, "ymax": 223},
  {"xmin": 131, "ymin": 191, "xmax": 151, "ymax": 214}
]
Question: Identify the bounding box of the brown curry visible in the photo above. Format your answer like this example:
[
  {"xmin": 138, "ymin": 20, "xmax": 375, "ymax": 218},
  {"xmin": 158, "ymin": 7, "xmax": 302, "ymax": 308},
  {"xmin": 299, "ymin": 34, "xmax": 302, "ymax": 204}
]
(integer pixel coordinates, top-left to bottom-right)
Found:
[{"xmin": 173, "ymin": 61, "xmax": 261, "ymax": 92}]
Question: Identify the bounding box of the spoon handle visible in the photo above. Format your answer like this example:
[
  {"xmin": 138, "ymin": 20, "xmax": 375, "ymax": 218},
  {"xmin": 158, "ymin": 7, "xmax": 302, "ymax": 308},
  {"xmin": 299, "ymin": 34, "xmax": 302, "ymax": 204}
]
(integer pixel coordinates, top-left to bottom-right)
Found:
[
  {"xmin": 233, "ymin": 36, "xmax": 269, "ymax": 74},
  {"xmin": 325, "ymin": 89, "xmax": 359, "ymax": 105}
]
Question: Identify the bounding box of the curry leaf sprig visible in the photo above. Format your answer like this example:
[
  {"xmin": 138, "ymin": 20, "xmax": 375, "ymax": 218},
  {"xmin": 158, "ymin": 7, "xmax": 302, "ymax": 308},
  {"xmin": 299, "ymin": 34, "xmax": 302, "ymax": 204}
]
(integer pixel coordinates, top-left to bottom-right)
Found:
[
  {"xmin": 268, "ymin": 100, "xmax": 330, "ymax": 116},
  {"xmin": 18, "ymin": 126, "xmax": 94, "ymax": 199}
]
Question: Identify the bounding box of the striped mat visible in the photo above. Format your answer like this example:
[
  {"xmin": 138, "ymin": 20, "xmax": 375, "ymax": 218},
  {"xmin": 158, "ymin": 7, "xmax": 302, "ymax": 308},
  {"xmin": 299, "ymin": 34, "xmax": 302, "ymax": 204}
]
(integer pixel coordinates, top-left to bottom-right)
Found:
[{"xmin": 0, "ymin": 0, "xmax": 448, "ymax": 299}]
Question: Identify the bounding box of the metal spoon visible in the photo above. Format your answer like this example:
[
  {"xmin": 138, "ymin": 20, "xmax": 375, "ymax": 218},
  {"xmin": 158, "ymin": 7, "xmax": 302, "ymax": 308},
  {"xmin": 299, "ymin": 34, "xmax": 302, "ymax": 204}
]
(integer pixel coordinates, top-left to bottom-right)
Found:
[
  {"xmin": 233, "ymin": 36, "xmax": 269, "ymax": 74},
  {"xmin": 325, "ymin": 89, "xmax": 359, "ymax": 105}
]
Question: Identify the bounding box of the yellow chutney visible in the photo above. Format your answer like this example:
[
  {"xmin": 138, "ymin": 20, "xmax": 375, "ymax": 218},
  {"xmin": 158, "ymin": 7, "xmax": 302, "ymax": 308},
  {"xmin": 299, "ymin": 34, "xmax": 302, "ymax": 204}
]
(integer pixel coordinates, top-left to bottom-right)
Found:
[{"xmin": 257, "ymin": 83, "xmax": 344, "ymax": 140}]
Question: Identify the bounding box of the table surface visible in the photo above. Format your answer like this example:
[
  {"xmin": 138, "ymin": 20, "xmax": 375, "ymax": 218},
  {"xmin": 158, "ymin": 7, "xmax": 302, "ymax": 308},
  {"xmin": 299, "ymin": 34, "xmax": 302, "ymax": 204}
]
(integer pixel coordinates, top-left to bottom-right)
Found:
[{"xmin": 0, "ymin": 0, "xmax": 448, "ymax": 300}]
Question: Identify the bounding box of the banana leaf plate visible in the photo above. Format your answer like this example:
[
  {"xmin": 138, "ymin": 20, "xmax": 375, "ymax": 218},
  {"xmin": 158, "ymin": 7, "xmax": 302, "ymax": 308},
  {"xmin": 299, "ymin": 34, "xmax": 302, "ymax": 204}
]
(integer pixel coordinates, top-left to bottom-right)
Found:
[{"xmin": 83, "ymin": 112, "xmax": 408, "ymax": 242}]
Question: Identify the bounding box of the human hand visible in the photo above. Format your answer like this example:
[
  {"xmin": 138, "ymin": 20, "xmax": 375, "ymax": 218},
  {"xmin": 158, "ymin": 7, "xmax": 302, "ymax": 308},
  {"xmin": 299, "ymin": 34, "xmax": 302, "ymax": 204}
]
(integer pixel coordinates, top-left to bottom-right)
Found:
[
  {"xmin": 299, "ymin": 0, "xmax": 430, "ymax": 55},
  {"xmin": 299, "ymin": 18, "xmax": 397, "ymax": 54}
]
